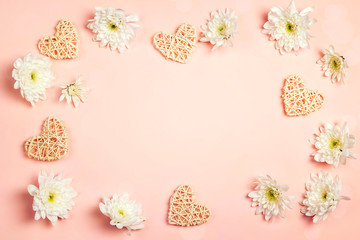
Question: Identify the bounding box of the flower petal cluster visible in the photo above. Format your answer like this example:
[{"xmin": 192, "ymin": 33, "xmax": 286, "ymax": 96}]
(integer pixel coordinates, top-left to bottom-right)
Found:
[
  {"xmin": 301, "ymin": 172, "xmax": 349, "ymax": 223},
  {"xmin": 318, "ymin": 45, "xmax": 348, "ymax": 83},
  {"xmin": 99, "ymin": 193, "xmax": 145, "ymax": 234},
  {"xmin": 248, "ymin": 175, "xmax": 295, "ymax": 221},
  {"xmin": 87, "ymin": 7, "xmax": 139, "ymax": 52},
  {"xmin": 12, "ymin": 53, "xmax": 55, "ymax": 105},
  {"xmin": 262, "ymin": 0, "xmax": 316, "ymax": 54},
  {"xmin": 311, "ymin": 122, "xmax": 357, "ymax": 167},
  {"xmin": 200, "ymin": 8, "xmax": 238, "ymax": 51},
  {"xmin": 28, "ymin": 171, "xmax": 77, "ymax": 225},
  {"xmin": 59, "ymin": 76, "xmax": 88, "ymax": 108}
]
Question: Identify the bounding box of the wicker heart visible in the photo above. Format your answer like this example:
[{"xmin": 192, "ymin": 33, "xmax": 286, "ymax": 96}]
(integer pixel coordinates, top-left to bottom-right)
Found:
[
  {"xmin": 282, "ymin": 75, "xmax": 324, "ymax": 116},
  {"xmin": 153, "ymin": 23, "xmax": 197, "ymax": 64},
  {"xmin": 168, "ymin": 185, "xmax": 211, "ymax": 226},
  {"xmin": 38, "ymin": 20, "xmax": 79, "ymax": 59},
  {"xmin": 25, "ymin": 117, "xmax": 68, "ymax": 161}
]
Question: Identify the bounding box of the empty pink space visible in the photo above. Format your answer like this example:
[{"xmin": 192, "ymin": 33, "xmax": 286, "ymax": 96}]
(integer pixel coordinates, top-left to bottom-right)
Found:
[{"xmin": 0, "ymin": 0, "xmax": 359, "ymax": 239}]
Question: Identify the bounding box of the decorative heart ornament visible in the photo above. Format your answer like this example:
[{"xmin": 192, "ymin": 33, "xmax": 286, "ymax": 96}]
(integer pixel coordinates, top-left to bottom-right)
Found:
[
  {"xmin": 168, "ymin": 185, "xmax": 211, "ymax": 226},
  {"xmin": 25, "ymin": 117, "xmax": 68, "ymax": 161},
  {"xmin": 153, "ymin": 23, "xmax": 197, "ymax": 64},
  {"xmin": 282, "ymin": 75, "xmax": 324, "ymax": 116},
  {"xmin": 38, "ymin": 20, "xmax": 79, "ymax": 59}
]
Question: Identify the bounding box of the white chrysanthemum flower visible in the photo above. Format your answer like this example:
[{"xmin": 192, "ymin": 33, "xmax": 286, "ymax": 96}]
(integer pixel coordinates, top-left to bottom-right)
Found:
[
  {"xmin": 301, "ymin": 172, "xmax": 350, "ymax": 223},
  {"xmin": 248, "ymin": 175, "xmax": 295, "ymax": 221},
  {"xmin": 317, "ymin": 45, "xmax": 348, "ymax": 83},
  {"xmin": 27, "ymin": 170, "xmax": 77, "ymax": 226},
  {"xmin": 311, "ymin": 122, "xmax": 357, "ymax": 168},
  {"xmin": 12, "ymin": 53, "xmax": 55, "ymax": 105},
  {"xmin": 59, "ymin": 76, "xmax": 89, "ymax": 108},
  {"xmin": 200, "ymin": 8, "xmax": 238, "ymax": 51},
  {"xmin": 262, "ymin": 0, "xmax": 316, "ymax": 54},
  {"xmin": 87, "ymin": 7, "xmax": 139, "ymax": 53},
  {"xmin": 99, "ymin": 193, "xmax": 145, "ymax": 234}
]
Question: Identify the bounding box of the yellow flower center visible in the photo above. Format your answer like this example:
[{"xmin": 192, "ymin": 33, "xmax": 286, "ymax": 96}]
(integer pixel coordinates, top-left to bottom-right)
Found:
[
  {"xmin": 217, "ymin": 24, "xmax": 226, "ymax": 35},
  {"xmin": 217, "ymin": 23, "xmax": 232, "ymax": 40},
  {"xmin": 330, "ymin": 56, "xmax": 342, "ymax": 71},
  {"xmin": 48, "ymin": 192, "xmax": 56, "ymax": 202},
  {"xmin": 329, "ymin": 138, "xmax": 342, "ymax": 150},
  {"xmin": 30, "ymin": 71, "xmax": 37, "ymax": 82},
  {"xmin": 118, "ymin": 209, "xmax": 125, "ymax": 216},
  {"xmin": 108, "ymin": 18, "xmax": 124, "ymax": 32},
  {"xmin": 322, "ymin": 192, "xmax": 328, "ymax": 200},
  {"xmin": 266, "ymin": 188, "xmax": 279, "ymax": 201},
  {"xmin": 67, "ymin": 83, "xmax": 79, "ymax": 96},
  {"xmin": 108, "ymin": 21, "xmax": 119, "ymax": 31},
  {"xmin": 285, "ymin": 22, "xmax": 297, "ymax": 34}
]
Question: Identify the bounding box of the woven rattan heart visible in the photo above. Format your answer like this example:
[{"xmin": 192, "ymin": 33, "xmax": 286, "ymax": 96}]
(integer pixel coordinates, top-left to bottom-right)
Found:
[
  {"xmin": 153, "ymin": 23, "xmax": 196, "ymax": 64},
  {"xmin": 282, "ymin": 75, "xmax": 324, "ymax": 116},
  {"xmin": 38, "ymin": 20, "xmax": 79, "ymax": 59},
  {"xmin": 168, "ymin": 185, "xmax": 211, "ymax": 226},
  {"xmin": 25, "ymin": 117, "xmax": 68, "ymax": 161}
]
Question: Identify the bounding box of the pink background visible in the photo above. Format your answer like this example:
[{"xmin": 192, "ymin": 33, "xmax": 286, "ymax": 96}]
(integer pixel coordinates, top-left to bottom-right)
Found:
[{"xmin": 1, "ymin": 0, "xmax": 360, "ymax": 239}]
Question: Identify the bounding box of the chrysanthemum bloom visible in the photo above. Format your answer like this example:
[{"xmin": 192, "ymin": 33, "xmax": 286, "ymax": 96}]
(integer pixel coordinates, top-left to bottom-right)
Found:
[
  {"xmin": 248, "ymin": 175, "xmax": 295, "ymax": 221},
  {"xmin": 200, "ymin": 8, "xmax": 238, "ymax": 51},
  {"xmin": 99, "ymin": 193, "xmax": 145, "ymax": 234},
  {"xmin": 318, "ymin": 45, "xmax": 348, "ymax": 83},
  {"xmin": 12, "ymin": 53, "xmax": 55, "ymax": 105},
  {"xmin": 301, "ymin": 172, "xmax": 350, "ymax": 223},
  {"xmin": 59, "ymin": 76, "xmax": 89, "ymax": 108},
  {"xmin": 262, "ymin": 0, "xmax": 316, "ymax": 54},
  {"xmin": 27, "ymin": 170, "xmax": 77, "ymax": 225},
  {"xmin": 87, "ymin": 7, "xmax": 139, "ymax": 53},
  {"xmin": 311, "ymin": 122, "xmax": 357, "ymax": 167}
]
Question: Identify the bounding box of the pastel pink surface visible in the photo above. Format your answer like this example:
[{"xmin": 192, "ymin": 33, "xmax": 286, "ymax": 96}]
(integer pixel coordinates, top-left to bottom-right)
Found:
[{"xmin": 0, "ymin": 0, "xmax": 359, "ymax": 240}]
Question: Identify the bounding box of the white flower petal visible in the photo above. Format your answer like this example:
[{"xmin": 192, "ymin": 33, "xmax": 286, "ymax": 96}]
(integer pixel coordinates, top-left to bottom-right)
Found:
[
  {"xmin": 34, "ymin": 212, "xmax": 41, "ymax": 220},
  {"xmin": 59, "ymin": 93, "xmax": 65, "ymax": 102},
  {"xmin": 27, "ymin": 185, "xmax": 38, "ymax": 196}
]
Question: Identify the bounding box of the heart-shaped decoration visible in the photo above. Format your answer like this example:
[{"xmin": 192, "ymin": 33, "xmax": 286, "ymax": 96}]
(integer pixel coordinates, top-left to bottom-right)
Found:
[
  {"xmin": 168, "ymin": 185, "xmax": 211, "ymax": 226},
  {"xmin": 25, "ymin": 117, "xmax": 68, "ymax": 161},
  {"xmin": 38, "ymin": 20, "xmax": 79, "ymax": 60},
  {"xmin": 282, "ymin": 75, "xmax": 325, "ymax": 116},
  {"xmin": 153, "ymin": 23, "xmax": 197, "ymax": 64}
]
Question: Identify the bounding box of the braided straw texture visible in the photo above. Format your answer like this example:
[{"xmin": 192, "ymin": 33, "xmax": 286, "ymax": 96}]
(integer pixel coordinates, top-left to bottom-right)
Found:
[
  {"xmin": 153, "ymin": 23, "xmax": 196, "ymax": 64},
  {"xmin": 168, "ymin": 185, "xmax": 211, "ymax": 226},
  {"xmin": 25, "ymin": 117, "xmax": 68, "ymax": 161},
  {"xmin": 282, "ymin": 75, "xmax": 324, "ymax": 116},
  {"xmin": 38, "ymin": 20, "xmax": 79, "ymax": 60}
]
